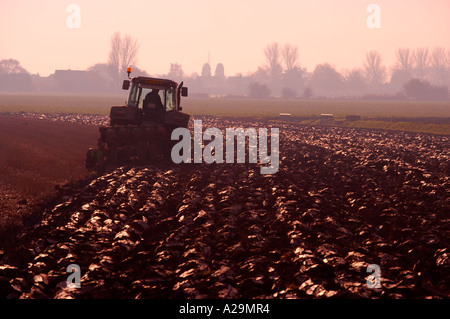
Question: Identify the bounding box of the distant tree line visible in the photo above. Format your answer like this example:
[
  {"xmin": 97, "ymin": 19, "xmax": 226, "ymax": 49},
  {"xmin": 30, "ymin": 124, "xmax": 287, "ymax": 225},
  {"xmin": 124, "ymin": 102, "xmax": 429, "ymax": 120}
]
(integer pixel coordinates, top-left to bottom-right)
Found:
[
  {"xmin": 243, "ymin": 44, "xmax": 449, "ymax": 100},
  {"xmin": 0, "ymin": 34, "xmax": 448, "ymax": 100}
]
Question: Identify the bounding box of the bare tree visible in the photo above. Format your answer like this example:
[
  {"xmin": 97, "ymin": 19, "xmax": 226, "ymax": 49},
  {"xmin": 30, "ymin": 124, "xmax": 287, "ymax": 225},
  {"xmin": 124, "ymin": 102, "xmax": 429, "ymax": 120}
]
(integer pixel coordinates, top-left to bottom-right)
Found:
[
  {"xmin": 430, "ymin": 47, "xmax": 447, "ymax": 86},
  {"xmin": 281, "ymin": 44, "xmax": 299, "ymax": 72},
  {"xmin": 120, "ymin": 34, "xmax": 139, "ymax": 72},
  {"xmin": 364, "ymin": 50, "xmax": 387, "ymax": 86},
  {"xmin": 413, "ymin": 47, "xmax": 429, "ymax": 80},
  {"xmin": 108, "ymin": 32, "xmax": 122, "ymax": 83},
  {"xmin": 0, "ymin": 59, "xmax": 28, "ymax": 74},
  {"xmin": 395, "ymin": 48, "xmax": 413, "ymax": 72},
  {"xmin": 167, "ymin": 63, "xmax": 184, "ymax": 79},
  {"xmin": 264, "ymin": 42, "xmax": 282, "ymax": 80},
  {"xmin": 108, "ymin": 32, "xmax": 139, "ymax": 86}
]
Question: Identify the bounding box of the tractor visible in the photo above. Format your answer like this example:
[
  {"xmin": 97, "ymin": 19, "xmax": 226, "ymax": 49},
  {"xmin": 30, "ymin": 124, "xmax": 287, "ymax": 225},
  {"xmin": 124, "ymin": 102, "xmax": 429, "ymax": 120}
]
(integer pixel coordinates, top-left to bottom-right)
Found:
[{"xmin": 86, "ymin": 68, "xmax": 190, "ymax": 174}]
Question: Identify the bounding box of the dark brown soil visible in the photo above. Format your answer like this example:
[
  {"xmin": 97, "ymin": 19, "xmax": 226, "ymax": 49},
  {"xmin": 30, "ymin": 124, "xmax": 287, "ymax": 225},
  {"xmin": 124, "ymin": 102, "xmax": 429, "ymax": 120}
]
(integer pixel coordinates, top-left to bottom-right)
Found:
[
  {"xmin": 0, "ymin": 114, "xmax": 448, "ymax": 299},
  {"xmin": 0, "ymin": 115, "xmax": 99, "ymax": 242}
]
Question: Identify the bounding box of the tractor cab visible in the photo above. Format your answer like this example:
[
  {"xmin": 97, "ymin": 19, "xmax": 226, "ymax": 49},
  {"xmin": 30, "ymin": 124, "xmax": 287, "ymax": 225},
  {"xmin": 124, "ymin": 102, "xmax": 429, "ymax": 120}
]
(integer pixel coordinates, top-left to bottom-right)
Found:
[
  {"xmin": 86, "ymin": 69, "xmax": 191, "ymax": 174},
  {"xmin": 110, "ymin": 70, "xmax": 188, "ymax": 127}
]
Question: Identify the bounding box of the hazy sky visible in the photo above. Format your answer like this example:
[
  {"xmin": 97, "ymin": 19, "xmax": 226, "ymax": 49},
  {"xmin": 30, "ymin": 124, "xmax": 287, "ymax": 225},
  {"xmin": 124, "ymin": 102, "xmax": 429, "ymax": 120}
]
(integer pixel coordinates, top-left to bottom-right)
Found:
[{"xmin": 1, "ymin": 0, "xmax": 449, "ymax": 77}]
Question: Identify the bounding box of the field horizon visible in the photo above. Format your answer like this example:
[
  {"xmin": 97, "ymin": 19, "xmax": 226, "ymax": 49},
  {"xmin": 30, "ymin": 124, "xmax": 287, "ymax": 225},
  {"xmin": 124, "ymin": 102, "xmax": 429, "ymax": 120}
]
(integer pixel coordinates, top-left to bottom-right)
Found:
[
  {"xmin": 1, "ymin": 93, "xmax": 449, "ymax": 135},
  {"xmin": 1, "ymin": 92, "xmax": 449, "ymax": 116}
]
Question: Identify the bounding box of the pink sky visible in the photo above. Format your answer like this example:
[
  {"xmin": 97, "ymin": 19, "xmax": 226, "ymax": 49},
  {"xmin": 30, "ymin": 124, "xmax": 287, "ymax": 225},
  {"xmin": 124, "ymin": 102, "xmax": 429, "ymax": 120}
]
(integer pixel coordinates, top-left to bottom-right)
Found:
[{"xmin": 1, "ymin": 0, "xmax": 449, "ymax": 77}]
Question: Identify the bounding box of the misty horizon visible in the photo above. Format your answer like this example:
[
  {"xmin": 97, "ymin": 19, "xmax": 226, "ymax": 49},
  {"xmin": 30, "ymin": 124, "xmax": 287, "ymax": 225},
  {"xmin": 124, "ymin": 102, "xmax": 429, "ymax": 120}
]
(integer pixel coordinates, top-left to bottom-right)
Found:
[
  {"xmin": 1, "ymin": 45, "xmax": 450, "ymax": 79},
  {"xmin": 1, "ymin": 1, "xmax": 450, "ymax": 77}
]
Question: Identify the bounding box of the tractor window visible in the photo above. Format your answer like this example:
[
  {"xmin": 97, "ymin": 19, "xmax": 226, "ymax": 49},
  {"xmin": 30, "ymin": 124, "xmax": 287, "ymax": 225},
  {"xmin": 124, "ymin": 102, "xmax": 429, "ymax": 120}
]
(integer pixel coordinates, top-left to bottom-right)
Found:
[
  {"xmin": 127, "ymin": 83, "xmax": 139, "ymax": 108},
  {"xmin": 139, "ymin": 88, "xmax": 165, "ymax": 110},
  {"xmin": 165, "ymin": 88, "xmax": 176, "ymax": 111}
]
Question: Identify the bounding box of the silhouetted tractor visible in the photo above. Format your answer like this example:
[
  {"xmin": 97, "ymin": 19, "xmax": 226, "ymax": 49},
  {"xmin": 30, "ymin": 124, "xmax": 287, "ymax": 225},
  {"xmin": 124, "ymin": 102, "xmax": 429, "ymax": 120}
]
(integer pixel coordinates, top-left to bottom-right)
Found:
[{"xmin": 86, "ymin": 68, "xmax": 189, "ymax": 174}]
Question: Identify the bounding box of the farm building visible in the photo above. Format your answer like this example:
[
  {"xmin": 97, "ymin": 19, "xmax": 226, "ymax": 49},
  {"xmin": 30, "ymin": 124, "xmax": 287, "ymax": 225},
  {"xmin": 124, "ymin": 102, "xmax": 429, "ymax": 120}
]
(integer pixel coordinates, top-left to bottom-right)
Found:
[{"xmin": 320, "ymin": 114, "xmax": 334, "ymax": 125}]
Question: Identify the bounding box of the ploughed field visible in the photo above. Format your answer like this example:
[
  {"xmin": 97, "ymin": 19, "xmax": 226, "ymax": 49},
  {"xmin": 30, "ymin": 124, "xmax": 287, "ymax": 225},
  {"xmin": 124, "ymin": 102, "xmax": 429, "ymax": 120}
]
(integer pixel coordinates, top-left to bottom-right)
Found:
[
  {"xmin": 0, "ymin": 113, "xmax": 449, "ymax": 299},
  {"xmin": 0, "ymin": 114, "xmax": 101, "ymax": 237}
]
